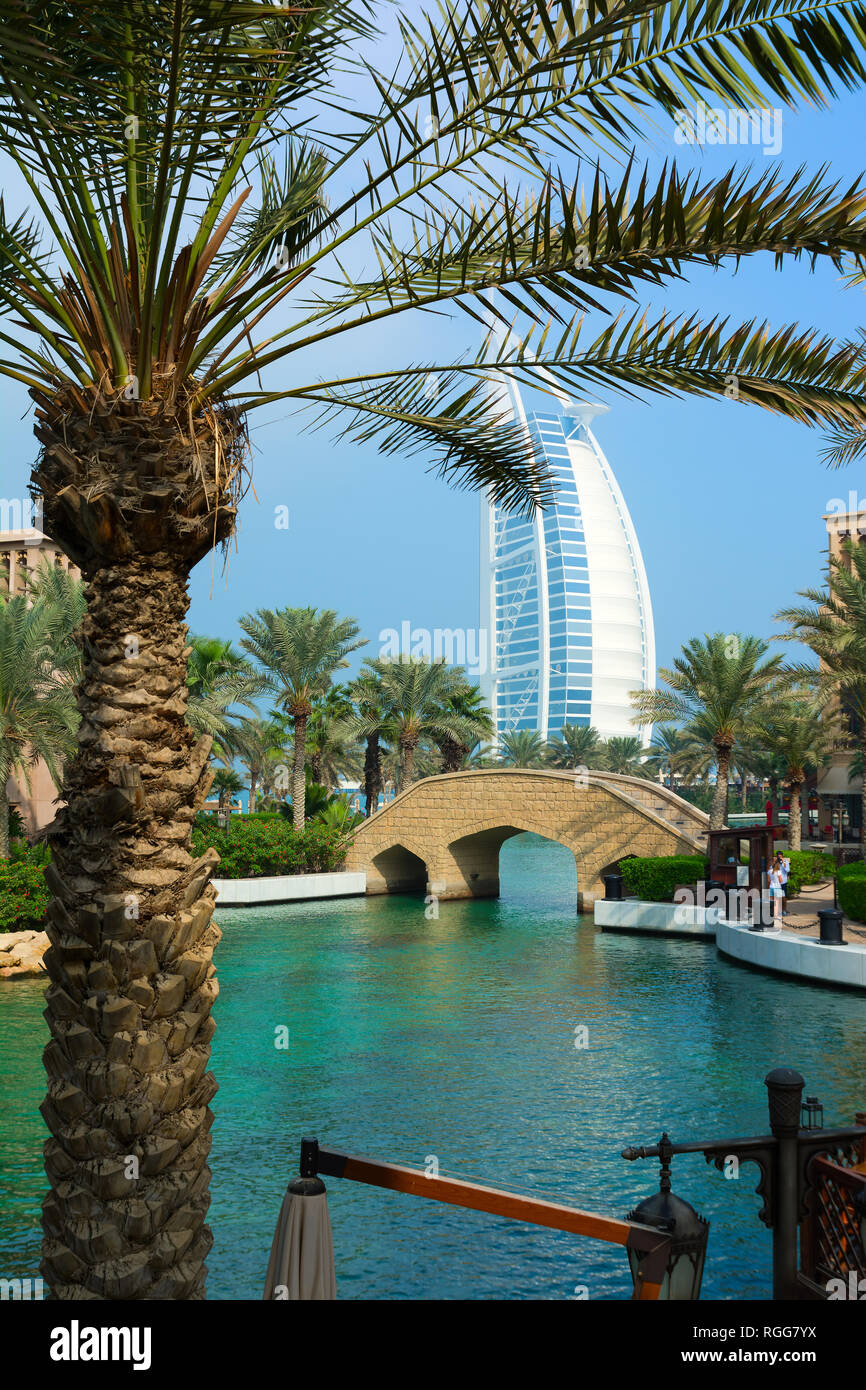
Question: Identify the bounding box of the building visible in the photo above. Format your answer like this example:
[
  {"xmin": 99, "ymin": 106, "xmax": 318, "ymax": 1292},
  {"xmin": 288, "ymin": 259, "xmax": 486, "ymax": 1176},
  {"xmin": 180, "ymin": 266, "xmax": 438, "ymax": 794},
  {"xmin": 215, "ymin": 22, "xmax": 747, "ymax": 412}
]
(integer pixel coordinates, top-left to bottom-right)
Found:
[
  {"xmin": 813, "ymin": 505, "xmax": 866, "ymax": 841},
  {"xmin": 1, "ymin": 526, "xmax": 82, "ymax": 834},
  {"xmin": 0, "ymin": 525, "xmax": 80, "ymax": 599},
  {"xmin": 480, "ymin": 387, "xmax": 655, "ymax": 744}
]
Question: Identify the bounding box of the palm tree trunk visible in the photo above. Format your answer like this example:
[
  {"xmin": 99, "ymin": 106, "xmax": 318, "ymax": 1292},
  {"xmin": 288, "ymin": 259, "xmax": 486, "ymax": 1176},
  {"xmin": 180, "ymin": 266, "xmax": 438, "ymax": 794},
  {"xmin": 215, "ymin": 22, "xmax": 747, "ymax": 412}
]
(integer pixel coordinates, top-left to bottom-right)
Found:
[
  {"xmin": 788, "ymin": 779, "xmax": 803, "ymax": 853},
  {"xmin": 310, "ymin": 751, "xmax": 322, "ymax": 784},
  {"xmin": 401, "ymin": 734, "xmax": 417, "ymax": 787},
  {"xmin": 40, "ymin": 558, "xmax": 219, "ymax": 1300},
  {"xmin": 710, "ymin": 745, "xmax": 732, "ymax": 830},
  {"xmin": 0, "ymin": 778, "xmax": 10, "ymax": 858},
  {"xmin": 364, "ymin": 733, "xmax": 381, "ymax": 817},
  {"xmin": 292, "ymin": 713, "xmax": 307, "ymax": 831},
  {"xmin": 249, "ymin": 771, "xmax": 257, "ymax": 813},
  {"xmin": 860, "ymin": 730, "xmax": 866, "ymax": 860}
]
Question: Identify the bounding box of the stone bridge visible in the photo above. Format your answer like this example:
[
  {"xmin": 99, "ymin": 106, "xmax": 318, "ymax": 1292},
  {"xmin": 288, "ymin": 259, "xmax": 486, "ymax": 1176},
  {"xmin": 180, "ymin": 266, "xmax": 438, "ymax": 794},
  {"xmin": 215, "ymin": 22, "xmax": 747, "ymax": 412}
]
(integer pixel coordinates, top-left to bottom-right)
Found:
[{"xmin": 344, "ymin": 769, "xmax": 709, "ymax": 912}]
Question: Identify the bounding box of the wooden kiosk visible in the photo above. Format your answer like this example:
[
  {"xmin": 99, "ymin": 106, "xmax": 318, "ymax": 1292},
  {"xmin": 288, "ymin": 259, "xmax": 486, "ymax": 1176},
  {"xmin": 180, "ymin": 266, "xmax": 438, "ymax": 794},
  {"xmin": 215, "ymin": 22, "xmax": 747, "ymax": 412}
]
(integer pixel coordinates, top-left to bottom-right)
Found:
[{"xmin": 705, "ymin": 824, "xmax": 779, "ymax": 892}]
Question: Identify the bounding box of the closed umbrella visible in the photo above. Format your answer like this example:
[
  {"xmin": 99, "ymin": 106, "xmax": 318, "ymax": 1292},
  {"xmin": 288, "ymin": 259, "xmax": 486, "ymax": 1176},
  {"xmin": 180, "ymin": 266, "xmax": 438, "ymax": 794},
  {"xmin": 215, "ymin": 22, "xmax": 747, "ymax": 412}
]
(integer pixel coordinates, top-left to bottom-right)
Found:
[{"xmin": 263, "ymin": 1176, "xmax": 337, "ymax": 1300}]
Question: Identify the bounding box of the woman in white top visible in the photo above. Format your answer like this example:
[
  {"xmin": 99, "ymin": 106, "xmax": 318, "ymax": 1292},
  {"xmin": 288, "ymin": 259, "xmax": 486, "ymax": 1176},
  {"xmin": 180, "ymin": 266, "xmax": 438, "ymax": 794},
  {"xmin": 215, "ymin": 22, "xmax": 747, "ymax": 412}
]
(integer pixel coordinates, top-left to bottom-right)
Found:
[{"xmin": 768, "ymin": 863, "xmax": 784, "ymax": 923}]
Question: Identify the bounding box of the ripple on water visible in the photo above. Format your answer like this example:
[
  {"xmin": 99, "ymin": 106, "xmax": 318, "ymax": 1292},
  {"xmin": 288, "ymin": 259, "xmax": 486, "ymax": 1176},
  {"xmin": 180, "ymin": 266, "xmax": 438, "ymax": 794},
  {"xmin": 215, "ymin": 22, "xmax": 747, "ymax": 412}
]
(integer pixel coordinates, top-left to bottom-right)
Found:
[{"xmin": 1, "ymin": 834, "xmax": 864, "ymax": 1299}]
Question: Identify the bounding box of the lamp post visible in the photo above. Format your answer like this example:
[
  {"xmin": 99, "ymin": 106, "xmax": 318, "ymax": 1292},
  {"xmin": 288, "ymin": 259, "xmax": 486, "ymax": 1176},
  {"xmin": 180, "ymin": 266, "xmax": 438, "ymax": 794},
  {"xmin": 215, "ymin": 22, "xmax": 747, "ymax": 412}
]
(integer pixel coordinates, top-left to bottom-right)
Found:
[
  {"xmin": 625, "ymin": 1133, "xmax": 709, "ymax": 1300},
  {"xmin": 622, "ymin": 1068, "xmax": 866, "ymax": 1301}
]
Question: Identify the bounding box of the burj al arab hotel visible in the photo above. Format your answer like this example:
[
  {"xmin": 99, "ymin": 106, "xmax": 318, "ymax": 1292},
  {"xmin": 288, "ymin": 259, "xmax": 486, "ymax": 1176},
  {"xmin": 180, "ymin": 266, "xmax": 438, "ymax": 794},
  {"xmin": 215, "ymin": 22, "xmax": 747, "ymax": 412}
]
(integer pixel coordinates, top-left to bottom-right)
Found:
[{"xmin": 480, "ymin": 379, "xmax": 655, "ymax": 745}]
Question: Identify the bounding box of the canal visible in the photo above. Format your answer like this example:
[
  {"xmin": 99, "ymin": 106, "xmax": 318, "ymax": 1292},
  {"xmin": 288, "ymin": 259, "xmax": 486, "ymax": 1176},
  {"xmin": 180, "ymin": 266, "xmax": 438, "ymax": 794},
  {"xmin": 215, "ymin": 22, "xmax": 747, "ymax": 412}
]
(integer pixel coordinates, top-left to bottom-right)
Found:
[{"xmin": 1, "ymin": 834, "xmax": 864, "ymax": 1299}]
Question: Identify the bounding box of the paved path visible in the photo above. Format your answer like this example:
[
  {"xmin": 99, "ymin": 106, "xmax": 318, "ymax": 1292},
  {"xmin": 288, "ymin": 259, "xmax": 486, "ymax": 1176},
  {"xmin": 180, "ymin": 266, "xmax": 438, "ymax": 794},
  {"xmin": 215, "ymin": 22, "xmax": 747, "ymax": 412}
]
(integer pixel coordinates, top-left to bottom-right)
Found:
[{"xmin": 782, "ymin": 880, "xmax": 866, "ymax": 945}]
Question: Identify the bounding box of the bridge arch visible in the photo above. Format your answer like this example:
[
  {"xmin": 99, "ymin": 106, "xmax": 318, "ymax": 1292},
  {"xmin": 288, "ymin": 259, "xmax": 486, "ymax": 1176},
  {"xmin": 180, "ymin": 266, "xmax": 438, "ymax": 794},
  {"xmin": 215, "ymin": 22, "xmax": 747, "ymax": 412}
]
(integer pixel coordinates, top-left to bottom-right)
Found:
[
  {"xmin": 449, "ymin": 823, "xmax": 581, "ymax": 901},
  {"xmin": 346, "ymin": 769, "xmax": 707, "ymax": 912},
  {"xmin": 370, "ymin": 842, "xmax": 428, "ymax": 895}
]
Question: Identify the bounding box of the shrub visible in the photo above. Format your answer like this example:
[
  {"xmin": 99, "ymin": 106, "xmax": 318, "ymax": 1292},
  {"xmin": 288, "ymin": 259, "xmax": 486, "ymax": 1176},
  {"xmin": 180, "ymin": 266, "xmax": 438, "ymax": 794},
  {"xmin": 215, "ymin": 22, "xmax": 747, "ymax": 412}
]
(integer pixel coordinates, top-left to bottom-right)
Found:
[
  {"xmin": 619, "ymin": 855, "xmax": 708, "ymax": 902},
  {"xmin": 837, "ymin": 861, "xmax": 866, "ymax": 923},
  {"xmin": 0, "ymin": 861, "xmax": 50, "ymax": 931},
  {"xmin": 9, "ymin": 839, "xmax": 51, "ymax": 865},
  {"xmin": 785, "ymin": 850, "xmax": 834, "ymax": 899},
  {"xmin": 192, "ymin": 817, "xmax": 351, "ymax": 878}
]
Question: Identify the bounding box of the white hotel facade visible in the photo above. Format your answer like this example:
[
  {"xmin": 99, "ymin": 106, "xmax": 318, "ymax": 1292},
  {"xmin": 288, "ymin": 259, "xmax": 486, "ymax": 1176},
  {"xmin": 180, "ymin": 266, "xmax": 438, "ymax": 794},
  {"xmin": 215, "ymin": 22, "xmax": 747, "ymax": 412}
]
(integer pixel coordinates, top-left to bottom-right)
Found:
[{"xmin": 480, "ymin": 389, "xmax": 655, "ymax": 744}]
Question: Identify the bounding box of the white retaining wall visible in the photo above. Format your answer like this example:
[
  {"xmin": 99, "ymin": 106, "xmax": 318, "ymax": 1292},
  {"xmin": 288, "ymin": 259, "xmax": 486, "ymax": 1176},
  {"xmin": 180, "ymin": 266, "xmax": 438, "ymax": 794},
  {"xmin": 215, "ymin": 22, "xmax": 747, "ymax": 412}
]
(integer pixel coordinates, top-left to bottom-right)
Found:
[
  {"xmin": 715, "ymin": 918, "xmax": 866, "ymax": 990},
  {"xmin": 213, "ymin": 871, "xmax": 366, "ymax": 906},
  {"xmin": 595, "ymin": 900, "xmax": 721, "ymax": 937}
]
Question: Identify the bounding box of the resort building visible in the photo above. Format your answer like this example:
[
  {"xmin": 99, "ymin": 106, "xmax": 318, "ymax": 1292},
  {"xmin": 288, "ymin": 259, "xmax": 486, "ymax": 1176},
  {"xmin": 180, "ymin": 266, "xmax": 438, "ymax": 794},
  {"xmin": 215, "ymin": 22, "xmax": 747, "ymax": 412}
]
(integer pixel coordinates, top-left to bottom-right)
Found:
[
  {"xmin": 480, "ymin": 388, "xmax": 655, "ymax": 743},
  {"xmin": 814, "ymin": 504, "xmax": 866, "ymax": 841},
  {"xmin": 0, "ymin": 523, "xmax": 80, "ymax": 599},
  {"xmin": 1, "ymin": 524, "xmax": 82, "ymax": 834}
]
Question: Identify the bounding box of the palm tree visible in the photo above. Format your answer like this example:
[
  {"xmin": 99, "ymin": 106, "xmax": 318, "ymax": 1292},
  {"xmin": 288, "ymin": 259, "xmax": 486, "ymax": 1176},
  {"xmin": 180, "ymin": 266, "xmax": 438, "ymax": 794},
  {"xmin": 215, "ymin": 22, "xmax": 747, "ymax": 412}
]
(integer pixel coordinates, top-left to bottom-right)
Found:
[
  {"xmin": 603, "ymin": 735, "xmax": 651, "ymax": 777},
  {"xmin": 345, "ymin": 669, "xmax": 389, "ymax": 817},
  {"xmin": 643, "ymin": 725, "xmax": 687, "ymax": 786},
  {"xmin": 315, "ymin": 799, "xmax": 365, "ymax": 835},
  {"xmin": 369, "ymin": 658, "xmax": 477, "ymax": 787},
  {"xmin": 233, "ymin": 715, "xmax": 285, "ymax": 813},
  {"xmin": 749, "ymin": 687, "xmax": 834, "ymax": 852},
  {"xmin": 0, "ymin": 592, "xmax": 79, "ymax": 856},
  {"xmin": 547, "ymin": 723, "xmax": 605, "ymax": 770},
  {"xmin": 239, "ymin": 608, "xmax": 364, "ymax": 828},
  {"xmin": 777, "ymin": 539, "xmax": 866, "ymax": 856},
  {"xmin": 306, "ymin": 685, "xmax": 359, "ymax": 787},
  {"xmin": 433, "ymin": 673, "xmax": 493, "ymax": 772},
  {"xmin": 6, "ymin": 0, "xmax": 866, "ymax": 1304},
  {"xmin": 498, "ymin": 728, "xmax": 548, "ymax": 768},
  {"xmin": 186, "ymin": 634, "xmax": 267, "ymax": 746},
  {"xmin": 632, "ymin": 635, "xmax": 782, "ymax": 830},
  {"xmin": 25, "ymin": 557, "xmax": 87, "ymax": 687},
  {"xmin": 209, "ymin": 765, "xmax": 244, "ymax": 814}
]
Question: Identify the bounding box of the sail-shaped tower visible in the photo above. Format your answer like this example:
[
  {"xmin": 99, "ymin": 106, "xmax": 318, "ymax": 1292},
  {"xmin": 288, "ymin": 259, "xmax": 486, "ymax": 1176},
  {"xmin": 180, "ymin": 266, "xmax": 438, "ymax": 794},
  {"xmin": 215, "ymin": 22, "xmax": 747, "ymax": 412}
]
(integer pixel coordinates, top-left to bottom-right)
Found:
[{"xmin": 480, "ymin": 383, "xmax": 655, "ymax": 744}]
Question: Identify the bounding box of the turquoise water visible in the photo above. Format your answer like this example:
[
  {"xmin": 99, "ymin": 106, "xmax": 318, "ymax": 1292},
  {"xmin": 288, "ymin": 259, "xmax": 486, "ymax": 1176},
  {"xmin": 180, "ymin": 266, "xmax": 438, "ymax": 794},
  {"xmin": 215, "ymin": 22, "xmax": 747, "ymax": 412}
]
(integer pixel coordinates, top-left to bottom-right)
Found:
[{"xmin": 2, "ymin": 834, "xmax": 865, "ymax": 1300}]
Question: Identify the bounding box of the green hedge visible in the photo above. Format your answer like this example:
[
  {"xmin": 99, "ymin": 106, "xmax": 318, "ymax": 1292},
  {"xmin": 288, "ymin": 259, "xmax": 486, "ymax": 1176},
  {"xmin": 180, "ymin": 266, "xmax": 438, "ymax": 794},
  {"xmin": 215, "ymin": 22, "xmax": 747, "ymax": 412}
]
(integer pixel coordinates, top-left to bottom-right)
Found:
[
  {"xmin": 837, "ymin": 861, "xmax": 866, "ymax": 923},
  {"xmin": 192, "ymin": 817, "xmax": 351, "ymax": 879},
  {"xmin": 785, "ymin": 850, "xmax": 834, "ymax": 898},
  {"xmin": 619, "ymin": 855, "xmax": 708, "ymax": 902},
  {"xmin": 617, "ymin": 849, "xmax": 833, "ymax": 905},
  {"xmin": 0, "ymin": 861, "xmax": 50, "ymax": 932}
]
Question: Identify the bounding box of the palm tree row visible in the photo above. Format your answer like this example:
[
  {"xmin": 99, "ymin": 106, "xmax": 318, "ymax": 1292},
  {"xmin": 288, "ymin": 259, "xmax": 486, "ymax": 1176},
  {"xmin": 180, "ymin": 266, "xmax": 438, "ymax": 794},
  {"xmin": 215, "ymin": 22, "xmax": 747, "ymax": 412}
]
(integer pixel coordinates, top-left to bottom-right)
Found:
[
  {"xmin": 632, "ymin": 633, "xmax": 836, "ymax": 849},
  {"xmin": 491, "ymin": 726, "xmax": 651, "ymax": 777}
]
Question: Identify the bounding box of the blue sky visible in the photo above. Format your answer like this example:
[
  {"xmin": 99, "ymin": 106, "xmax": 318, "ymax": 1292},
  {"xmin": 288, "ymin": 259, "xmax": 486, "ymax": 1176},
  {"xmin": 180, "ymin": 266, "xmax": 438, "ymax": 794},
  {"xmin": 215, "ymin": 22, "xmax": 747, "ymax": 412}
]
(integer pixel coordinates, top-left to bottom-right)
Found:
[{"xmin": 2, "ymin": 32, "xmax": 866, "ymax": 684}]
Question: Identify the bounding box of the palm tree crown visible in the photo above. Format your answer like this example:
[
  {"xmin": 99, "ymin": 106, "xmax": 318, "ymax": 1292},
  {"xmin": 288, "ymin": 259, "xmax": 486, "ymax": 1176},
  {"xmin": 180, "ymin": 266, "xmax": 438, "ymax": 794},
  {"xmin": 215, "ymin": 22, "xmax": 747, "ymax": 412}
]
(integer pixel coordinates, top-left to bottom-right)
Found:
[
  {"xmin": 498, "ymin": 728, "xmax": 548, "ymax": 768},
  {"xmin": 603, "ymin": 735, "xmax": 651, "ymax": 778},
  {"xmin": 547, "ymin": 723, "xmax": 605, "ymax": 770},
  {"xmin": 777, "ymin": 538, "xmax": 866, "ymax": 855},
  {"xmin": 239, "ymin": 606, "xmax": 364, "ymax": 826},
  {"xmin": 365, "ymin": 658, "xmax": 481, "ymax": 788},
  {"xmin": 631, "ymin": 633, "xmax": 781, "ymax": 829}
]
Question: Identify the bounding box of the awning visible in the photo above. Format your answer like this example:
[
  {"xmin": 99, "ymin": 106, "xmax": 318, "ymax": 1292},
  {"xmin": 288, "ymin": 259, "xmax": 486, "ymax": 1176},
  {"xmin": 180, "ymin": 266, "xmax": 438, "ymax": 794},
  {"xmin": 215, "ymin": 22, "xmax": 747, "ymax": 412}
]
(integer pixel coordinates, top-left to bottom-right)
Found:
[{"xmin": 816, "ymin": 765, "xmax": 863, "ymax": 796}]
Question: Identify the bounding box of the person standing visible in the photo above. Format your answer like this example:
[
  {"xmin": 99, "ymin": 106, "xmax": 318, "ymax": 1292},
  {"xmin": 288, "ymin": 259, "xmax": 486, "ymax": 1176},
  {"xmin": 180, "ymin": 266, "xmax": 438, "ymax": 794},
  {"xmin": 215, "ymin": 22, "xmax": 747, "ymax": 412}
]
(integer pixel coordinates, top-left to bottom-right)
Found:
[
  {"xmin": 768, "ymin": 860, "xmax": 784, "ymax": 925},
  {"xmin": 779, "ymin": 852, "xmax": 790, "ymax": 916}
]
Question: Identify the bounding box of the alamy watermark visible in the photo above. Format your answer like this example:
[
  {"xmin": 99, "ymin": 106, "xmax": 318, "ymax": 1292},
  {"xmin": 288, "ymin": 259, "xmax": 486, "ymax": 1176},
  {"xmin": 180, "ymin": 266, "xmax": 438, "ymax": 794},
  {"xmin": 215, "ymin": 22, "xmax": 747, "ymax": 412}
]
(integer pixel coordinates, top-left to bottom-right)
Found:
[
  {"xmin": 379, "ymin": 622, "xmax": 490, "ymax": 676},
  {"xmin": 673, "ymin": 101, "xmax": 783, "ymax": 156},
  {"xmin": 0, "ymin": 496, "xmax": 43, "ymax": 532}
]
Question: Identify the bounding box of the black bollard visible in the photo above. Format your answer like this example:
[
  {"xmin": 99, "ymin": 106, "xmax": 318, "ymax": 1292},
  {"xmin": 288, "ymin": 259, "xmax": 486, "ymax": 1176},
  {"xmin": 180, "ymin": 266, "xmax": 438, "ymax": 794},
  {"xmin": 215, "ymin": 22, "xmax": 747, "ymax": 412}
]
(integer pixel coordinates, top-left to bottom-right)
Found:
[
  {"xmin": 818, "ymin": 908, "xmax": 845, "ymax": 945},
  {"xmin": 604, "ymin": 873, "xmax": 623, "ymax": 900}
]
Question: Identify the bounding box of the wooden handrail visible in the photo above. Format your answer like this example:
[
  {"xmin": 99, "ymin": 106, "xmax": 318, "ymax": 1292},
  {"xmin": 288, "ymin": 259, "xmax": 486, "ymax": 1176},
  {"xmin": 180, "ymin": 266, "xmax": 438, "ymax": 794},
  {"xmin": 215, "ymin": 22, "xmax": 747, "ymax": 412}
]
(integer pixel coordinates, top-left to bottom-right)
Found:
[{"xmin": 311, "ymin": 1143, "xmax": 672, "ymax": 1300}]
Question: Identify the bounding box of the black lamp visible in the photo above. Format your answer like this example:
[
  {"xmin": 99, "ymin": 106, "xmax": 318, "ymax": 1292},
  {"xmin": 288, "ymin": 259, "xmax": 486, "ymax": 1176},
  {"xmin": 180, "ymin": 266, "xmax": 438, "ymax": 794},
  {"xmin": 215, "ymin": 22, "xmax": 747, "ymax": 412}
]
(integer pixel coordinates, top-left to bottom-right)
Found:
[
  {"xmin": 801, "ymin": 1095, "xmax": 824, "ymax": 1131},
  {"xmin": 626, "ymin": 1133, "xmax": 709, "ymax": 1300}
]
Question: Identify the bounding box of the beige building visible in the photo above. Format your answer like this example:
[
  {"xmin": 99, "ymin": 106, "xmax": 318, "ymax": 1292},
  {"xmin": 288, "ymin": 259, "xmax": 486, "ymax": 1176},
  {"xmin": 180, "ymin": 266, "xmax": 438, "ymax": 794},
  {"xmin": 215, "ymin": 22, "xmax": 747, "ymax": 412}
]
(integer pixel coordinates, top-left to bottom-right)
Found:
[
  {"xmin": 2, "ymin": 526, "xmax": 82, "ymax": 835},
  {"xmin": 814, "ymin": 505, "xmax": 866, "ymax": 840},
  {"xmin": 0, "ymin": 524, "xmax": 80, "ymax": 598}
]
